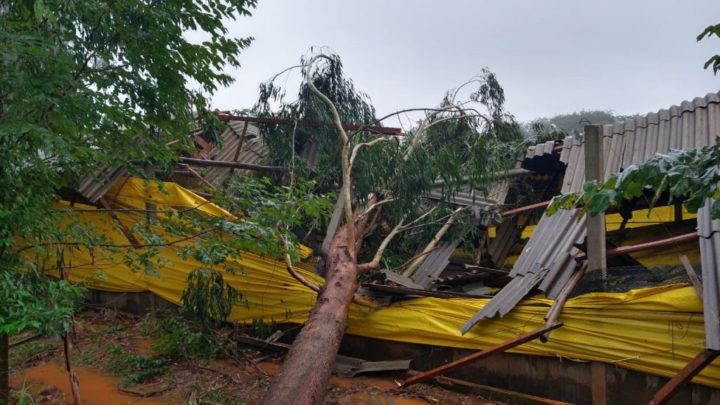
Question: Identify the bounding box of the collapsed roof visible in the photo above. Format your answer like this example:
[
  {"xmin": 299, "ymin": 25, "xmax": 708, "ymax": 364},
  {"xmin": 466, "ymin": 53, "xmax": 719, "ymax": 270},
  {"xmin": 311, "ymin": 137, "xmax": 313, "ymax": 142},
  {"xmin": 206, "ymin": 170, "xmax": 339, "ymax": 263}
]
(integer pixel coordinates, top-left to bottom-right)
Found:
[{"xmin": 462, "ymin": 91, "xmax": 720, "ymax": 342}]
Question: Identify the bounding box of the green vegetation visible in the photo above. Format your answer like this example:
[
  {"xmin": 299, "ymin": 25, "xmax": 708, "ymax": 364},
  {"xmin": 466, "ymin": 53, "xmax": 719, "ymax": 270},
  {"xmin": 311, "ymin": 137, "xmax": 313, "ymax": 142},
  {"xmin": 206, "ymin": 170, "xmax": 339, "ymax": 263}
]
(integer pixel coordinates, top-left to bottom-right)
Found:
[
  {"xmin": 152, "ymin": 316, "xmax": 224, "ymax": 361},
  {"xmin": 246, "ymin": 318, "xmax": 279, "ymax": 340},
  {"xmin": 9, "ymin": 340, "xmax": 58, "ymax": 369},
  {"xmin": 0, "ymin": 0, "xmax": 257, "ymax": 399},
  {"xmin": 13, "ymin": 379, "xmax": 37, "ymax": 405},
  {"xmin": 106, "ymin": 346, "xmax": 170, "ymax": 388},
  {"xmin": 103, "ymin": 315, "xmax": 227, "ymax": 387},
  {"xmin": 257, "ymin": 53, "xmax": 524, "ymax": 265},
  {"xmin": 549, "ymin": 139, "xmax": 720, "ymax": 219}
]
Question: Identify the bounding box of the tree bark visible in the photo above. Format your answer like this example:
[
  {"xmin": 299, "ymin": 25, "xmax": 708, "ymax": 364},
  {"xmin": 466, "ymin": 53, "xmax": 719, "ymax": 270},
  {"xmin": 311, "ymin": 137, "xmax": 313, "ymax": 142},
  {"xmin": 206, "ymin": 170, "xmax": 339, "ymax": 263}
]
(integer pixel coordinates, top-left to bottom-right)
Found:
[
  {"xmin": 262, "ymin": 222, "xmax": 364, "ymax": 405},
  {"xmin": 1, "ymin": 333, "xmax": 8, "ymax": 405}
]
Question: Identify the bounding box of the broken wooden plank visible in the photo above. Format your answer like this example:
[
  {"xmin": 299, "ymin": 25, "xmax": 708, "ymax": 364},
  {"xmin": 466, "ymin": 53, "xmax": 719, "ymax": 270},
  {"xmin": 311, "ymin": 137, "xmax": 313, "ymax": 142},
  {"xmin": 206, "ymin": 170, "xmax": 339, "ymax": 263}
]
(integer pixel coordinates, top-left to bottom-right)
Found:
[
  {"xmin": 649, "ymin": 349, "xmax": 720, "ymax": 405},
  {"xmin": 380, "ymin": 269, "xmax": 425, "ymax": 290},
  {"xmin": 334, "ymin": 355, "xmax": 411, "ymax": 377},
  {"xmin": 235, "ymin": 334, "xmax": 410, "ymax": 378},
  {"xmin": 591, "ymin": 362, "xmax": 606, "ymax": 405},
  {"xmin": 234, "ymin": 335, "xmax": 290, "ymax": 353},
  {"xmin": 179, "ymin": 157, "xmax": 286, "ymax": 173},
  {"xmin": 679, "ymin": 255, "xmax": 703, "ymax": 297},
  {"xmin": 398, "ymin": 323, "xmax": 563, "ymax": 388},
  {"xmin": 264, "ymin": 330, "xmax": 285, "ymax": 344}
]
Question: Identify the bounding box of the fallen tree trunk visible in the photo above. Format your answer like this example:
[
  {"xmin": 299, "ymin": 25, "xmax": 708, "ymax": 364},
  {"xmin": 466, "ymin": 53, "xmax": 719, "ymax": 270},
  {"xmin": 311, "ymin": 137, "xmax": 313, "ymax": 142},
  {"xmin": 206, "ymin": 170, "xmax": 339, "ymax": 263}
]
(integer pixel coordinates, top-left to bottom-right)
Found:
[{"xmin": 262, "ymin": 221, "xmax": 367, "ymax": 405}]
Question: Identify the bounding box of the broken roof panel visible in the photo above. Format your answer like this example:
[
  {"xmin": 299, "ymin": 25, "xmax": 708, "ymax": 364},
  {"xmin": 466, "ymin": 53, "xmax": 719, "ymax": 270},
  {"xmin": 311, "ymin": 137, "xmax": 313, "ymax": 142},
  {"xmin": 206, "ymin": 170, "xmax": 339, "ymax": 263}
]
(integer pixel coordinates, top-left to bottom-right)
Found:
[
  {"xmin": 78, "ymin": 165, "xmax": 128, "ymax": 203},
  {"xmin": 463, "ymin": 91, "xmax": 720, "ymax": 334},
  {"xmin": 202, "ymin": 120, "xmax": 268, "ymax": 185},
  {"xmin": 698, "ymin": 199, "xmax": 720, "ymax": 350}
]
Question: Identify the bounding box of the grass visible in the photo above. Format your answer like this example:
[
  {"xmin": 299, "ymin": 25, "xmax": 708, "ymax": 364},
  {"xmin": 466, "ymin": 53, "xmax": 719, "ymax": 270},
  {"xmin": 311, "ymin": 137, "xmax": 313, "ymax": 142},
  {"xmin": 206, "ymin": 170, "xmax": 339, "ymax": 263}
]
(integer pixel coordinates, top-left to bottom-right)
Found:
[
  {"xmin": 13, "ymin": 379, "xmax": 38, "ymax": 405},
  {"xmin": 103, "ymin": 315, "xmax": 227, "ymax": 387},
  {"xmin": 105, "ymin": 346, "xmax": 170, "ymax": 388}
]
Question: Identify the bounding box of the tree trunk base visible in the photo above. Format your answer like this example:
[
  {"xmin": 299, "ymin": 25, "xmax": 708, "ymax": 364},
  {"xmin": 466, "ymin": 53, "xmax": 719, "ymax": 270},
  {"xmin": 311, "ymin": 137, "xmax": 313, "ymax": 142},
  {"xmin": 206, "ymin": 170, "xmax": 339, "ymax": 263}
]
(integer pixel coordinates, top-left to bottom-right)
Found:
[{"xmin": 263, "ymin": 226, "xmax": 362, "ymax": 405}]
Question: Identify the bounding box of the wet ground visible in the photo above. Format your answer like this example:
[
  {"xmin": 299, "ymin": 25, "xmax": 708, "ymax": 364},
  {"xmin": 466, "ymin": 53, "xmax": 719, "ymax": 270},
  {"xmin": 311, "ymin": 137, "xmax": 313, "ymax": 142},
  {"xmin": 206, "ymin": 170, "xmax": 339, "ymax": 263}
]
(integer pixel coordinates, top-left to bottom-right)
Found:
[{"xmin": 8, "ymin": 309, "xmax": 498, "ymax": 404}]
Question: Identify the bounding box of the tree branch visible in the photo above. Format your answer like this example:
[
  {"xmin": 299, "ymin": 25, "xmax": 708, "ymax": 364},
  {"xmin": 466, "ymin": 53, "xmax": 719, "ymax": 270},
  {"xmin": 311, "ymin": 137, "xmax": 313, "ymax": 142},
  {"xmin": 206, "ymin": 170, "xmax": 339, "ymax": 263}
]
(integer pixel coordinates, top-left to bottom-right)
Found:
[
  {"xmin": 15, "ymin": 228, "xmax": 217, "ymax": 254},
  {"xmin": 284, "ymin": 252, "xmax": 320, "ymax": 293},
  {"xmin": 357, "ymin": 219, "xmax": 405, "ymax": 272},
  {"xmin": 401, "ymin": 206, "xmax": 466, "ymax": 277},
  {"xmin": 304, "ymin": 54, "xmax": 356, "ymax": 255},
  {"xmin": 350, "ymin": 137, "xmax": 394, "ymax": 167}
]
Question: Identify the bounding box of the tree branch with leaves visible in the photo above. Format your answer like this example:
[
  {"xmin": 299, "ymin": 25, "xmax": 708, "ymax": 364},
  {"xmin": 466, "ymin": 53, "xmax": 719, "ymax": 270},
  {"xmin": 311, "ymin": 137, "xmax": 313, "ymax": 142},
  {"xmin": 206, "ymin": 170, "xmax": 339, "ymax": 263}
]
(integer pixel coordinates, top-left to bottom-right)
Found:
[{"xmin": 258, "ymin": 51, "xmax": 523, "ymax": 405}]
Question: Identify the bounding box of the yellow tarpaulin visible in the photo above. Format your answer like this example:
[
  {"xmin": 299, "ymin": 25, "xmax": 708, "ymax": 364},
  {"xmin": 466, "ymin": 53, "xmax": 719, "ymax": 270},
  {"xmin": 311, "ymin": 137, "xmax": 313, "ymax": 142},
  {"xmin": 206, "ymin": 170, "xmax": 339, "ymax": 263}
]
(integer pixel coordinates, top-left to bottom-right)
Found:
[{"xmin": 30, "ymin": 178, "xmax": 720, "ymax": 388}]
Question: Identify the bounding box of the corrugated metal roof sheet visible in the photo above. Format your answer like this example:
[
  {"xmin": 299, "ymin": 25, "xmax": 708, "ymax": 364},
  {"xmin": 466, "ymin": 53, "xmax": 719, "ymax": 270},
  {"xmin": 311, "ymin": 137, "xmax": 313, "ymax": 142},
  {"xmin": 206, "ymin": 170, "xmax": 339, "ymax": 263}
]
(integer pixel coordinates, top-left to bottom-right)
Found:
[
  {"xmin": 463, "ymin": 91, "xmax": 720, "ymax": 334},
  {"xmin": 411, "ymin": 241, "xmax": 461, "ymax": 289},
  {"xmin": 698, "ymin": 199, "xmax": 720, "ymax": 350},
  {"xmin": 524, "ymin": 140, "xmax": 558, "ymax": 159},
  {"xmin": 487, "ymin": 217, "xmax": 520, "ymax": 267},
  {"xmin": 202, "ymin": 120, "xmax": 268, "ymax": 185},
  {"xmin": 77, "ymin": 165, "xmax": 128, "ymax": 203}
]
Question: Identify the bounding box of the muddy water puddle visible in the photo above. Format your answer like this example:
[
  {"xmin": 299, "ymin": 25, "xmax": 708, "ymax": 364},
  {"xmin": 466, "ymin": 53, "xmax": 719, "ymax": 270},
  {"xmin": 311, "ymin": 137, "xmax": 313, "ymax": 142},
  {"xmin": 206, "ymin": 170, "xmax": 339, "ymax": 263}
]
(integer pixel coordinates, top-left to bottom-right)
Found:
[{"xmin": 11, "ymin": 362, "xmax": 173, "ymax": 405}]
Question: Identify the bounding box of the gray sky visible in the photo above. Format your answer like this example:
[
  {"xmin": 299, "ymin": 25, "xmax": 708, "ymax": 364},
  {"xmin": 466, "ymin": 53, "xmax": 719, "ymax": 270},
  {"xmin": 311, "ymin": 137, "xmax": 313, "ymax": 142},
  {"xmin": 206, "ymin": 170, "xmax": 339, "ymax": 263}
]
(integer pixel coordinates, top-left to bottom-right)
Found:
[{"xmin": 209, "ymin": 0, "xmax": 720, "ymax": 125}]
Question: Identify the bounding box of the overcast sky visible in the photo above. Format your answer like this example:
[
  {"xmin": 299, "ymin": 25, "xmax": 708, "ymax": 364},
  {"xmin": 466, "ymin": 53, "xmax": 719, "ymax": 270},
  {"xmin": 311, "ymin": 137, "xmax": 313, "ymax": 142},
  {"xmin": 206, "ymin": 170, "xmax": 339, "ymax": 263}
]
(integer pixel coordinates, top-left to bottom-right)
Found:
[{"xmin": 208, "ymin": 0, "xmax": 720, "ymax": 125}]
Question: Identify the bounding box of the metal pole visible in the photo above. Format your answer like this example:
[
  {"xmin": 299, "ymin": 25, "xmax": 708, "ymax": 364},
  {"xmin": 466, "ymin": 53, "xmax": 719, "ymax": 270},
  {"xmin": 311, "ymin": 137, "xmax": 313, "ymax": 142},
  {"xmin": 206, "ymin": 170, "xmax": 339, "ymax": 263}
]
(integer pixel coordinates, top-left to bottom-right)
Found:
[{"xmin": 399, "ymin": 323, "xmax": 563, "ymax": 388}]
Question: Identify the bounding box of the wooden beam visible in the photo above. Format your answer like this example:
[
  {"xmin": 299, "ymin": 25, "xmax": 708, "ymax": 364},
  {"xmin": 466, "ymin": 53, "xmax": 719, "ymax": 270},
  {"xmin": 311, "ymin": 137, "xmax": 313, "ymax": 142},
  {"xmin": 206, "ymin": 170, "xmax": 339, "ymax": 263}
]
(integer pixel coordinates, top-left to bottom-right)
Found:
[
  {"xmin": 591, "ymin": 362, "xmax": 607, "ymax": 405},
  {"xmin": 679, "ymin": 255, "xmax": 703, "ymax": 297},
  {"xmin": 179, "ymin": 157, "xmax": 286, "ymax": 173},
  {"xmin": 181, "ymin": 164, "xmax": 217, "ymax": 190},
  {"xmin": 500, "ymin": 200, "xmax": 551, "ymax": 217},
  {"xmin": 230, "ymin": 121, "xmax": 251, "ymax": 174},
  {"xmin": 398, "ymin": 323, "xmax": 563, "ymax": 388},
  {"xmin": 541, "ymin": 264, "xmax": 586, "ymax": 342},
  {"xmin": 215, "ymin": 113, "xmax": 404, "ymax": 136},
  {"xmin": 584, "ymin": 125, "xmax": 607, "ymax": 280},
  {"xmin": 649, "ymin": 349, "xmax": 720, "ymax": 405},
  {"xmin": 98, "ymin": 198, "xmax": 140, "ymax": 248},
  {"xmin": 576, "ymin": 232, "xmax": 698, "ymax": 261}
]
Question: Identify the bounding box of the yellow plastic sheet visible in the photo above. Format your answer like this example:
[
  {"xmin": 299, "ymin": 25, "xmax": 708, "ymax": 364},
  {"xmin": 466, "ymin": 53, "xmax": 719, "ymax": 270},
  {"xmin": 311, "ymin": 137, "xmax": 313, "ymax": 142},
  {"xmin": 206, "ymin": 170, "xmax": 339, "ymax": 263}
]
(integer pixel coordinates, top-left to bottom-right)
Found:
[
  {"xmin": 30, "ymin": 178, "xmax": 720, "ymax": 388},
  {"xmin": 489, "ymin": 205, "xmax": 698, "ymax": 240}
]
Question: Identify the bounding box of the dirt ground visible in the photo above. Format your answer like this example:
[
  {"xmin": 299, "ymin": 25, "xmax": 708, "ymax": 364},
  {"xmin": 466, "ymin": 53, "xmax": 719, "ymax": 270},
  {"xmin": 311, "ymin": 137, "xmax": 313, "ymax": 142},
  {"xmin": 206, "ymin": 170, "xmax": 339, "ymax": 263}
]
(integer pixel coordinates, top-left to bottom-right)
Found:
[{"xmin": 8, "ymin": 309, "xmax": 499, "ymax": 404}]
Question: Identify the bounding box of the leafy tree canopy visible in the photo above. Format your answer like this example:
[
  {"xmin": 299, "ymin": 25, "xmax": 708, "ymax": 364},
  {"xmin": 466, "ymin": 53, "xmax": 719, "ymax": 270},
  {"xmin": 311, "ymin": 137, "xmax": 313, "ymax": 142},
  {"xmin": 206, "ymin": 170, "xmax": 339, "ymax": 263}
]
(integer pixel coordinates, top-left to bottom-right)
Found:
[
  {"xmin": 255, "ymin": 52, "xmax": 524, "ymax": 264},
  {"xmin": 0, "ymin": 0, "xmax": 256, "ymax": 336}
]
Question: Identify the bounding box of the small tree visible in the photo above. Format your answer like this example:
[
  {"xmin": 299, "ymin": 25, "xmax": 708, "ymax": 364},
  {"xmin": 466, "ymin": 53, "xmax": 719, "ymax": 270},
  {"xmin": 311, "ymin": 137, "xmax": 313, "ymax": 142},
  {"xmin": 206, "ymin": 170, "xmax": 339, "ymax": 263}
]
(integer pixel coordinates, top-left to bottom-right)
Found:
[{"xmin": 257, "ymin": 52, "xmax": 523, "ymax": 404}]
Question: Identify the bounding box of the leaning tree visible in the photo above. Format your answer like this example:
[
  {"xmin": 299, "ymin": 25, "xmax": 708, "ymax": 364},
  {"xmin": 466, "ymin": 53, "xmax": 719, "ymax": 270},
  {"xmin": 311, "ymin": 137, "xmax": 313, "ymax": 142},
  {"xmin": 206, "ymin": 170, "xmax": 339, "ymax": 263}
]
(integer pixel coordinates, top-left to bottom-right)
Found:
[{"xmin": 255, "ymin": 52, "xmax": 524, "ymax": 404}]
